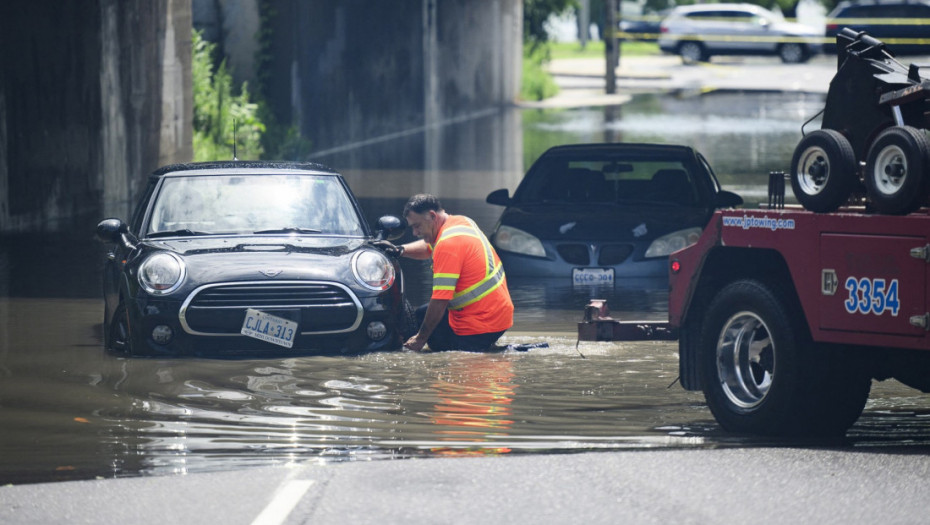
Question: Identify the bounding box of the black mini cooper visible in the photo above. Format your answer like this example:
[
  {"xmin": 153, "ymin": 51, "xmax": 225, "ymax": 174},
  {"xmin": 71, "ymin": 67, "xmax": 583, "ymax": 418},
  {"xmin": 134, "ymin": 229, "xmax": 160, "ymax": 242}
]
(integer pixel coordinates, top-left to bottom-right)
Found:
[{"xmin": 96, "ymin": 161, "xmax": 408, "ymax": 356}]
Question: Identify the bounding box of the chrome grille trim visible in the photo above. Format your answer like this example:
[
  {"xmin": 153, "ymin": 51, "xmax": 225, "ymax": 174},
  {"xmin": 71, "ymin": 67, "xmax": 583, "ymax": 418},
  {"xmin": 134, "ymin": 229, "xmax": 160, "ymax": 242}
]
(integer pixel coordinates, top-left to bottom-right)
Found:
[{"xmin": 179, "ymin": 280, "xmax": 363, "ymax": 336}]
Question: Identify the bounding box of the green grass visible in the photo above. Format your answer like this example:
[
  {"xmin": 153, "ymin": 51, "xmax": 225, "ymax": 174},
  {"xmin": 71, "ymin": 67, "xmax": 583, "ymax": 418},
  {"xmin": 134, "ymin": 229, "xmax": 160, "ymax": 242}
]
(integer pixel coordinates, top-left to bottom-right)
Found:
[
  {"xmin": 549, "ymin": 40, "xmax": 661, "ymax": 59},
  {"xmin": 521, "ymin": 43, "xmax": 561, "ymax": 101}
]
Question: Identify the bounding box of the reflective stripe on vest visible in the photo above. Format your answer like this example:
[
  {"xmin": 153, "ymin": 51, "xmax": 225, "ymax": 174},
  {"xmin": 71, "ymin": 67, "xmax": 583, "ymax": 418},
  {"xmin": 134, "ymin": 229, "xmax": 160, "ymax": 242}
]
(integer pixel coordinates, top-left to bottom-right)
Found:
[
  {"xmin": 432, "ymin": 273, "xmax": 458, "ymax": 292},
  {"xmin": 448, "ymin": 261, "xmax": 505, "ymax": 310},
  {"xmin": 434, "ymin": 217, "xmax": 505, "ymax": 311}
]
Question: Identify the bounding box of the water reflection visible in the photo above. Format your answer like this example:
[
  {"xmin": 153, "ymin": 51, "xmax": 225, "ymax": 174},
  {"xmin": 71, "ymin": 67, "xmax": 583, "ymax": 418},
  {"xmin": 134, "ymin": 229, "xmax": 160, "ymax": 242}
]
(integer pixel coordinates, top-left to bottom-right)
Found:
[
  {"xmin": 3, "ymin": 91, "xmax": 930, "ymax": 485},
  {"xmin": 425, "ymin": 355, "xmax": 516, "ymax": 457}
]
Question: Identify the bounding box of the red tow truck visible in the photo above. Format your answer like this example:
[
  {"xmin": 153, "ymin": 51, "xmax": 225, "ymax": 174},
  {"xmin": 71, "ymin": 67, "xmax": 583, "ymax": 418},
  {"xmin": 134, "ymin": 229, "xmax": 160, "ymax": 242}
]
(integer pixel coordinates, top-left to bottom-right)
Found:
[
  {"xmin": 579, "ymin": 203, "xmax": 930, "ymax": 436},
  {"xmin": 664, "ymin": 205, "xmax": 930, "ymax": 436}
]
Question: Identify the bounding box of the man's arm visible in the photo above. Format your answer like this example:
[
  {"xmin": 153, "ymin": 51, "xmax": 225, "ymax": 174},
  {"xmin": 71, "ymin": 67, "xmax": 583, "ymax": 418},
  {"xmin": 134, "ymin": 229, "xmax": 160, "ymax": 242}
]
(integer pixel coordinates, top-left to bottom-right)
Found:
[
  {"xmin": 404, "ymin": 298, "xmax": 450, "ymax": 351},
  {"xmin": 399, "ymin": 239, "xmax": 431, "ymax": 260}
]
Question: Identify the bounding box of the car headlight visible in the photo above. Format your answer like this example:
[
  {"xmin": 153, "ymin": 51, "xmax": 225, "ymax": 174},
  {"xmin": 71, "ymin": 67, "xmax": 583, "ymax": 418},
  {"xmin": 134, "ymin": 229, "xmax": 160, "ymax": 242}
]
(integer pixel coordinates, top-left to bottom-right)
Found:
[
  {"xmin": 353, "ymin": 250, "xmax": 395, "ymax": 291},
  {"xmin": 138, "ymin": 252, "xmax": 186, "ymax": 294},
  {"xmin": 493, "ymin": 225, "xmax": 546, "ymax": 258},
  {"xmin": 644, "ymin": 227, "xmax": 702, "ymax": 258}
]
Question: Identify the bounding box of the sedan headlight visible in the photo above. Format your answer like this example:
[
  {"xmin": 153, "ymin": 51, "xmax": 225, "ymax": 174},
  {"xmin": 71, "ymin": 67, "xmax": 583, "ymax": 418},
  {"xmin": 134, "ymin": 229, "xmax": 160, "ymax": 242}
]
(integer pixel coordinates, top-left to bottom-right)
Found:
[
  {"xmin": 138, "ymin": 252, "xmax": 186, "ymax": 294},
  {"xmin": 493, "ymin": 225, "xmax": 546, "ymax": 258},
  {"xmin": 353, "ymin": 250, "xmax": 395, "ymax": 291},
  {"xmin": 644, "ymin": 227, "xmax": 702, "ymax": 258}
]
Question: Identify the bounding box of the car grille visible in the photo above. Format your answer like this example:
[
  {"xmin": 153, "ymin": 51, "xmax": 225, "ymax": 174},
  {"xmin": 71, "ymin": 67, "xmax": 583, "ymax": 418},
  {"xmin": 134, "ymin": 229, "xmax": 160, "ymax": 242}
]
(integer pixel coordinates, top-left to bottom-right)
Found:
[
  {"xmin": 557, "ymin": 244, "xmax": 591, "ymax": 265},
  {"xmin": 598, "ymin": 244, "xmax": 634, "ymax": 266},
  {"xmin": 180, "ymin": 281, "xmax": 362, "ymax": 336}
]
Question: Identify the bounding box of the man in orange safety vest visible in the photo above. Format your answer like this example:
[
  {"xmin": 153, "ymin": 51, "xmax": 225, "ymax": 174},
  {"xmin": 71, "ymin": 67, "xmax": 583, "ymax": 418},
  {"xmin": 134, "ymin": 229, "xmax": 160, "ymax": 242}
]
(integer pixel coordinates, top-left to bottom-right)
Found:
[{"xmin": 377, "ymin": 194, "xmax": 513, "ymax": 352}]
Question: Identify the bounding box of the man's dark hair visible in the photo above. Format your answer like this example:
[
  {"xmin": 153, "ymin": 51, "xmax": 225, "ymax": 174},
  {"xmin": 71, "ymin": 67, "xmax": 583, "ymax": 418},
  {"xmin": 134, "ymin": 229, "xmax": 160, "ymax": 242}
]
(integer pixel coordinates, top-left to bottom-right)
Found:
[{"xmin": 403, "ymin": 193, "xmax": 443, "ymax": 216}]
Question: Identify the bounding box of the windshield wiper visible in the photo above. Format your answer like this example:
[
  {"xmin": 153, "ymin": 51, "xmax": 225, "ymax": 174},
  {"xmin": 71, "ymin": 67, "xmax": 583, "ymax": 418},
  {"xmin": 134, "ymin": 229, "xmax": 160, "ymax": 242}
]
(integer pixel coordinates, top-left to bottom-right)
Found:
[
  {"xmin": 147, "ymin": 229, "xmax": 213, "ymax": 238},
  {"xmin": 253, "ymin": 227, "xmax": 322, "ymax": 234}
]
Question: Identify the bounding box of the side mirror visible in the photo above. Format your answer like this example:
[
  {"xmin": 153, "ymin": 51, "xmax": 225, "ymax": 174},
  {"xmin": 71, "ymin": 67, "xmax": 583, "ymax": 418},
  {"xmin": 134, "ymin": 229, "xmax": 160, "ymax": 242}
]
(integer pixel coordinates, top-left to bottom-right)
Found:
[
  {"xmin": 96, "ymin": 218, "xmax": 129, "ymax": 244},
  {"xmin": 376, "ymin": 215, "xmax": 406, "ymax": 241},
  {"xmin": 486, "ymin": 188, "xmax": 511, "ymax": 206},
  {"xmin": 715, "ymin": 190, "xmax": 743, "ymax": 208}
]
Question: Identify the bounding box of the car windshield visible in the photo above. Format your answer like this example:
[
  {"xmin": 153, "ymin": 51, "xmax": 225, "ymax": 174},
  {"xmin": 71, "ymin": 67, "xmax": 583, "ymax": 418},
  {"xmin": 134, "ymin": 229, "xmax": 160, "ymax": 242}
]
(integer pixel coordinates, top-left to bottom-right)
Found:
[
  {"xmin": 146, "ymin": 173, "xmax": 365, "ymax": 237},
  {"xmin": 514, "ymin": 155, "xmax": 702, "ymax": 207}
]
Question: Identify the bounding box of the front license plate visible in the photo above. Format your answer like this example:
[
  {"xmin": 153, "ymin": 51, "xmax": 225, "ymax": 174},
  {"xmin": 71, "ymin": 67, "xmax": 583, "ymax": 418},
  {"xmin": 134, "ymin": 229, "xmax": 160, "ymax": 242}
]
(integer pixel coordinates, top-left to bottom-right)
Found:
[
  {"xmin": 572, "ymin": 268, "xmax": 614, "ymax": 285},
  {"xmin": 241, "ymin": 308, "xmax": 298, "ymax": 348}
]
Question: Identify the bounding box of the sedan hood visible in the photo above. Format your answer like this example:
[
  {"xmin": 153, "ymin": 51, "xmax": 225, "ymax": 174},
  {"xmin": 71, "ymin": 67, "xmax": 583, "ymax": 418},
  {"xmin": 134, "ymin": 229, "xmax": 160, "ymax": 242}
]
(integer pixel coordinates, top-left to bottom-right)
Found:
[{"xmin": 498, "ymin": 203, "xmax": 709, "ymax": 242}]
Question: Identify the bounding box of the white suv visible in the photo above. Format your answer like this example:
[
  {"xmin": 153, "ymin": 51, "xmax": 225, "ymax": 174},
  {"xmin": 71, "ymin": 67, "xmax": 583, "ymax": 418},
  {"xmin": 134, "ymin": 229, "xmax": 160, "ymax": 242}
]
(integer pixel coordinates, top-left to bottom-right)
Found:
[{"xmin": 658, "ymin": 3, "xmax": 823, "ymax": 64}]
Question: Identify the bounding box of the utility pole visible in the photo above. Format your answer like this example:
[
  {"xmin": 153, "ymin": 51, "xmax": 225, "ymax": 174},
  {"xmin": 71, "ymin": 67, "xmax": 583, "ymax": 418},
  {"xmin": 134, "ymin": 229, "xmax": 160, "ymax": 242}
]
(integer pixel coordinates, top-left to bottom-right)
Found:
[{"xmin": 605, "ymin": 0, "xmax": 617, "ymax": 94}]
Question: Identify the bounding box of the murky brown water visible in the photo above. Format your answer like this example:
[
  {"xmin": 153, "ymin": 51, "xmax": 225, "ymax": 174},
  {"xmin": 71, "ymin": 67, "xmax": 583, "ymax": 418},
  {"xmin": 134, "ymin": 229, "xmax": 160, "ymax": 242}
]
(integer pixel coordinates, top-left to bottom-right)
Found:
[
  {"xmin": 3, "ymin": 92, "xmax": 930, "ymax": 485},
  {"xmin": 2, "ymin": 294, "xmax": 928, "ymax": 485}
]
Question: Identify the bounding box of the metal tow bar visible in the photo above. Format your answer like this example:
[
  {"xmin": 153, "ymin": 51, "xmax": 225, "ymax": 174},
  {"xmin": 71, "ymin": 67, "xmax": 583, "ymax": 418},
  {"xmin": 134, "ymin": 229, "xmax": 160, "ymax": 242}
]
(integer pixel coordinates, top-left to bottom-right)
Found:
[{"xmin": 576, "ymin": 299, "xmax": 679, "ymax": 342}]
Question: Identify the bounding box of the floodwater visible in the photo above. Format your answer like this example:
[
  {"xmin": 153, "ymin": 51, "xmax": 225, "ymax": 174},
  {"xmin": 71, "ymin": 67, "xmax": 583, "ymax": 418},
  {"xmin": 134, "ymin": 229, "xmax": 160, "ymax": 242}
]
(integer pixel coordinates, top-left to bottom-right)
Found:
[{"xmin": 3, "ymin": 92, "xmax": 930, "ymax": 485}]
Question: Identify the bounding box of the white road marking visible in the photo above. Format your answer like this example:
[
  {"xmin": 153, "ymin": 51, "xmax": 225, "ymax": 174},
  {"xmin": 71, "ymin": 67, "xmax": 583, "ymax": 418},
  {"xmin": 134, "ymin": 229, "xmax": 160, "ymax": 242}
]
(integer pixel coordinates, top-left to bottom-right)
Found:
[{"xmin": 250, "ymin": 479, "xmax": 315, "ymax": 525}]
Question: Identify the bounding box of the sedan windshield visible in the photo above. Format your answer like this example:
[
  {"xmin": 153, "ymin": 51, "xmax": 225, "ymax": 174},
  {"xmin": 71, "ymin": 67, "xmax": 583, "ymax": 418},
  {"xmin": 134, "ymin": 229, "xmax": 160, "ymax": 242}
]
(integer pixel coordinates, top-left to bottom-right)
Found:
[
  {"xmin": 515, "ymin": 156, "xmax": 702, "ymax": 207},
  {"xmin": 146, "ymin": 174, "xmax": 365, "ymax": 236}
]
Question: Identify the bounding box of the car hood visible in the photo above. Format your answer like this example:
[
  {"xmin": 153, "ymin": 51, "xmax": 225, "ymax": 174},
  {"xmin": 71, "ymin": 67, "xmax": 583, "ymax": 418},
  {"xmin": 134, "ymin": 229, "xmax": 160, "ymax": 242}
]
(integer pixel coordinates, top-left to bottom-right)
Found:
[
  {"xmin": 142, "ymin": 234, "xmax": 365, "ymax": 256},
  {"xmin": 137, "ymin": 235, "xmax": 377, "ymax": 288},
  {"xmin": 497, "ymin": 204, "xmax": 709, "ymax": 242}
]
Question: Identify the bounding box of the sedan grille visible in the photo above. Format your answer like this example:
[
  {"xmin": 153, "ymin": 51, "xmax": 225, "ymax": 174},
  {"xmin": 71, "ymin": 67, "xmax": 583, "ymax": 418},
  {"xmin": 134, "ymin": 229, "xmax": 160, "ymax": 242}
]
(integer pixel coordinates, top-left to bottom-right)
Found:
[
  {"xmin": 557, "ymin": 244, "xmax": 590, "ymax": 265},
  {"xmin": 180, "ymin": 281, "xmax": 362, "ymax": 336}
]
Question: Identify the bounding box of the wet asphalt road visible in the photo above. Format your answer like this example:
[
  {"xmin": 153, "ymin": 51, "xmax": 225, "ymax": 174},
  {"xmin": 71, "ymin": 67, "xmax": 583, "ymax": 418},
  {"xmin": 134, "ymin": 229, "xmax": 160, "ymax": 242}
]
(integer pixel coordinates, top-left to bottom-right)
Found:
[{"xmin": 3, "ymin": 447, "xmax": 930, "ymax": 524}]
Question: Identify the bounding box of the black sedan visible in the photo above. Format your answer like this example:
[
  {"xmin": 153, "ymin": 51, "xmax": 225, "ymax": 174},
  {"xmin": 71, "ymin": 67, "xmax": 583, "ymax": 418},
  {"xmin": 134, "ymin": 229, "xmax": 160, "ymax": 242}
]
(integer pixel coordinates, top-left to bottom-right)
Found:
[
  {"xmin": 485, "ymin": 143, "xmax": 742, "ymax": 285},
  {"xmin": 96, "ymin": 161, "xmax": 409, "ymax": 356}
]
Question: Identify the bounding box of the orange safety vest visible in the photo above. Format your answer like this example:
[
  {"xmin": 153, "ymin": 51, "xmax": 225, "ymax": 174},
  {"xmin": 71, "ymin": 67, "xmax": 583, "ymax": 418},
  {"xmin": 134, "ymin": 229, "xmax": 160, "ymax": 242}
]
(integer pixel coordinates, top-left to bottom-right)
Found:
[{"xmin": 428, "ymin": 215, "xmax": 513, "ymax": 335}]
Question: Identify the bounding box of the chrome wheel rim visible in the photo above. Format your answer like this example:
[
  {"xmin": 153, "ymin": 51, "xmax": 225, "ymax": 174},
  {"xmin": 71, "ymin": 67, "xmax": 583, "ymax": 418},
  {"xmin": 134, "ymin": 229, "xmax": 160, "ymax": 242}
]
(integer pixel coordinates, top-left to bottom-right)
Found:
[{"xmin": 716, "ymin": 311, "xmax": 775, "ymax": 409}]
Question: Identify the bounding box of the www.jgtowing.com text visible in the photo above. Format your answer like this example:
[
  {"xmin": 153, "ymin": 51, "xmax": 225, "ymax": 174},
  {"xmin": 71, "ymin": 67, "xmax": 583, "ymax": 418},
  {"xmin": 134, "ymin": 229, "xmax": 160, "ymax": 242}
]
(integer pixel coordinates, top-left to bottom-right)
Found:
[{"xmin": 722, "ymin": 215, "xmax": 796, "ymax": 231}]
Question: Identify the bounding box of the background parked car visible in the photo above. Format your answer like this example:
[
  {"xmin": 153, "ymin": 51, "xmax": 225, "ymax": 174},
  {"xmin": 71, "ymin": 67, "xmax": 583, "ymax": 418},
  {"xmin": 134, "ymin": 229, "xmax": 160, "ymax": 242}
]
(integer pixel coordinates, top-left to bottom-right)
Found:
[
  {"xmin": 620, "ymin": 8, "xmax": 671, "ymax": 42},
  {"xmin": 824, "ymin": 0, "xmax": 930, "ymax": 55},
  {"xmin": 485, "ymin": 143, "xmax": 742, "ymax": 284},
  {"xmin": 96, "ymin": 161, "xmax": 410, "ymax": 357},
  {"xmin": 658, "ymin": 3, "xmax": 823, "ymax": 63}
]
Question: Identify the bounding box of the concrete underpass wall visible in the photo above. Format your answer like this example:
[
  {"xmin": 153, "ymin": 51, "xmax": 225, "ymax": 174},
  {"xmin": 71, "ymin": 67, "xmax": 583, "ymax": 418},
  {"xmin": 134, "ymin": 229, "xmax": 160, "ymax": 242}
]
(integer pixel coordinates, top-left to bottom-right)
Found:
[
  {"xmin": 263, "ymin": 0, "xmax": 522, "ymax": 167},
  {"xmin": 0, "ymin": 0, "xmax": 192, "ymax": 232}
]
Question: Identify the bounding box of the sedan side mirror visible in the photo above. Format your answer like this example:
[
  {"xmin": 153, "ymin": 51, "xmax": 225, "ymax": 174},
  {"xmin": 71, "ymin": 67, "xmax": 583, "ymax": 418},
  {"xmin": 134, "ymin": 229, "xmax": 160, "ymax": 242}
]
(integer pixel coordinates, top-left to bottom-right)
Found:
[
  {"xmin": 715, "ymin": 190, "xmax": 743, "ymax": 208},
  {"xmin": 376, "ymin": 215, "xmax": 406, "ymax": 241},
  {"xmin": 486, "ymin": 188, "xmax": 511, "ymax": 206}
]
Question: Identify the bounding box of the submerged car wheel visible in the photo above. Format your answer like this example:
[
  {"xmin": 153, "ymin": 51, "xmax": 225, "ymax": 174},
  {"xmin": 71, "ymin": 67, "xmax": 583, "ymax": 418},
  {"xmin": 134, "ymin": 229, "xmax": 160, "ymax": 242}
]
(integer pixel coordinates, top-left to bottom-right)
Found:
[
  {"xmin": 777, "ymin": 42, "xmax": 808, "ymax": 64},
  {"xmin": 678, "ymin": 41, "xmax": 707, "ymax": 64},
  {"xmin": 865, "ymin": 126, "xmax": 930, "ymax": 215},
  {"xmin": 106, "ymin": 301, "xmax": 133, "ymax": 355},
  {"xmin": 700, "ymin": 280, "xmax": 870, "ymax": 437},
  {"xmin": 790, "ymin": 129, "xmax": 857, "ymax": 213}
]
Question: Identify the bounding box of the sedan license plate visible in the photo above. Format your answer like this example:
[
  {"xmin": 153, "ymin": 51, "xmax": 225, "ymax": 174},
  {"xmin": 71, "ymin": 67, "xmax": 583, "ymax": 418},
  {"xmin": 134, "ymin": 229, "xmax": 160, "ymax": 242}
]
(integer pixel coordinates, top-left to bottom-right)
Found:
[
  {"xmin": 241, "ymin": 308, "xmax": 298, "ymax": 348},
  {"xmin": 572, "ymin": 268, "xmax": 614, "ymax": 286}
]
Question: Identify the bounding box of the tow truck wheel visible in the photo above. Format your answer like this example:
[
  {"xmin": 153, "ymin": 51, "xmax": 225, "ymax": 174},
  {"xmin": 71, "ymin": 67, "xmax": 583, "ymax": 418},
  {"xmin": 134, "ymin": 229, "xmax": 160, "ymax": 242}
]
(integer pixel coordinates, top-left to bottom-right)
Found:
[
  {"xmin": 701, "ymin": 279, "xmax": 869, "ymax": 437},
  {"xmin": 790, "ymin": 130, "xmax": 856, "ymax": 213},
  {"xmin": 865, "ymin": 126, "xmax": 930, "ymax": 215}
]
